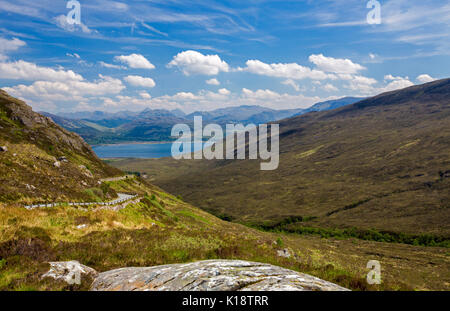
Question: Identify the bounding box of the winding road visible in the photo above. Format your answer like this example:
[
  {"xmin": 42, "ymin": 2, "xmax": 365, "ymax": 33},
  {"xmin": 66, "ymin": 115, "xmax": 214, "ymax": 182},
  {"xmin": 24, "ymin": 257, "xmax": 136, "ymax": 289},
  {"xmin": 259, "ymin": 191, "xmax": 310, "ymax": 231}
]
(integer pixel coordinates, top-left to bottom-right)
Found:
[{"xmin": 24, "ymin": 193, "xmax": 139, "ymax": 210}]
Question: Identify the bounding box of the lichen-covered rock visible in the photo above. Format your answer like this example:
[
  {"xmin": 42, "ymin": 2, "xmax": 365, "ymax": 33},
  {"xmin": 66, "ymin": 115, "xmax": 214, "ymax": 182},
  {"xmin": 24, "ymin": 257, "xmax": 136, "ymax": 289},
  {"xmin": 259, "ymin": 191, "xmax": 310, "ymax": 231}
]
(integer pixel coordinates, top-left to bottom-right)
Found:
[
  {"xmin": 42, "ymin": 261, "xmax": 98, "ymax": 285},
  {"xmin": 90, "ymin": 260, "xmax": 349, "ymax": 291}
]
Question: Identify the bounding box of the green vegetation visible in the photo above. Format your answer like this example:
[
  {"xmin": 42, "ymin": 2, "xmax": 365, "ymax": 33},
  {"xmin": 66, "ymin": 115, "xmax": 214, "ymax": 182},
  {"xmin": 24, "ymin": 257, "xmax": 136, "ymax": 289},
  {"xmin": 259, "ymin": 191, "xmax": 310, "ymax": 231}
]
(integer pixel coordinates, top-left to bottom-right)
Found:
[
  {"xmin": 0, "ymin": 90, "xmax": 122, "ymax": 205},
  {"xmin": 249, "ymin": 221, "xmax": 450, "ymax": 248},
  {"xmin": 111, "ymin": 79, "xmax": 450, "ymax": 237}
]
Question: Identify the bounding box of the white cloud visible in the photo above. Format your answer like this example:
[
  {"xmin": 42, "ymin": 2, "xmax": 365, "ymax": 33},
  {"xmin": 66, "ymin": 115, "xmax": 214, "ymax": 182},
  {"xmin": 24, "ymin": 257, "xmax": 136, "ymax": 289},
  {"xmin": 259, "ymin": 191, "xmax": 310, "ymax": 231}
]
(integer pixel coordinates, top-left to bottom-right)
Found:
[
  {"xmin": 345, "ymin": 74, "xmax": 413, "ymax": 95},
  {"xmin": 54, "ymin": 14, "xmax": 92, "ymax": 34},
  {"xmin": 381, "ymin": 78, "xmax": 414, "ymax": 93},
  {"xmin": 309, "ymin": 54, "xmax": 365, "ymax": 74},
  {"xmin": 281, "ymin": 79, "xmax": 301, "ymax": 91},
  {"xmin": 240, "ymin": 59, "xmax": 329, "ymax": 80},
  {"xmin": 0, "ymin": 60, "xmax": 83, "ymax": 81},
  {"xmin": 99, "ymin": 61, "xmax": 125, "ymax": 69},
  {"xmin": 114, "ymin": 53, "xmax": 155, "ymax": 69},
  {"xmin": 323, "ymin": 83, "xmax": 338, "ymax": 92},
  {"xmin": 4, "ymin": 75, "xmax": 125, "ymax": 103},
  {"xmin": 384, "ymin": 74, "xmax": 408, "ymax": 81},
  {"xmin": 218, "ymin": 88, "xmax": 230, "ymax": 95},
  {"xmin": 0, "ymin": 37, "xmax": 26, "ymax": 60},
  {"xmin": 169, "ymin": 92, "xmax": 199, "ymax": 101},
  {"xmin": 416, "ymin": 74, "xmax": 436, "ymax": 83},
  {"xmin": 139, "ymin": 91, "xmax": 152, "ymax": 99},
  {"xmin": 124, "ymin": 75, "xmax": 156, "ymax": 88},
  {"xmin": 206, "ymin": 78, "xmax": 220, "ymax": 85},
  {"xmin": 66, "ymin": 53, "xmax": 80, "ymax": 59},
  {"xmin": 168, "ymin": 50, "xmax": 229, "ymax": 76},
  {"xmin": 242, "ymin": 88, "xmax": 281, "ymax": 100}
]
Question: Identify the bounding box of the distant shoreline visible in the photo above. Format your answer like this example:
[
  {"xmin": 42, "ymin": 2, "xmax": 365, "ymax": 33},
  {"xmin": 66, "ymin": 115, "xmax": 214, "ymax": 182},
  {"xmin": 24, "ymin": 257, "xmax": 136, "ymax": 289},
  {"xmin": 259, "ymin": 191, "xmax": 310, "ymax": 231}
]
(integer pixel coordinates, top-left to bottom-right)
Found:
[
  {"xmin": 91, "ymin": 139, "xmax": 213, "ymax": 147},
  {"xmin": 91, "ymin": 141, "xmax": 174, "ymax": 147}
]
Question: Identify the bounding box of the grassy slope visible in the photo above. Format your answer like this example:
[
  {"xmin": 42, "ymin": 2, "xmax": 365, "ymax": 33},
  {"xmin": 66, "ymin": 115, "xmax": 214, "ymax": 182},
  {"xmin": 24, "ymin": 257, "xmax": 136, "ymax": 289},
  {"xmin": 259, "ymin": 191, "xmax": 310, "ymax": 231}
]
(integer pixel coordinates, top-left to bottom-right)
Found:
[
  {"xmin": 0, "ymin": 90, "xmax": 122, "ymax": 204},
  {"xmin": 112, "ymin": 79, "xmax": 450, "ymax": 236},
  {"xmin": 0, "ymin": 177, "xmax": 448, "ymax": 291}
]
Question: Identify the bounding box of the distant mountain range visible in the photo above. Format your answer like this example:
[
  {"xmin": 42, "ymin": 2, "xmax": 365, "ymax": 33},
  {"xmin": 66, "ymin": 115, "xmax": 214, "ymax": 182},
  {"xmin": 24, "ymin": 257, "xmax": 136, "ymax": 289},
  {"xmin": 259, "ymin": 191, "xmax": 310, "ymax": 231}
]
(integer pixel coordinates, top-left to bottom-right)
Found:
[{"xmin": 42, "ymin": 97, "xmax": 363, "ymax": 145}]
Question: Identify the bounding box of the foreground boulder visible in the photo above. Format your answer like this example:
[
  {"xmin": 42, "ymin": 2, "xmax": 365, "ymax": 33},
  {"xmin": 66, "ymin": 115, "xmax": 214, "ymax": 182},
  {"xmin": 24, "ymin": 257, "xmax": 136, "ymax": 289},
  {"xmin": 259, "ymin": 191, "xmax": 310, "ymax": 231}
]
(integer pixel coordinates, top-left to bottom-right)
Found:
[
  {"xmin": 90, "ymin": 260, "xmax": 349, "ymax": 291},
  {"xmin": 42, "ymin": 261, "xmax": 98, "ymax": 284}
]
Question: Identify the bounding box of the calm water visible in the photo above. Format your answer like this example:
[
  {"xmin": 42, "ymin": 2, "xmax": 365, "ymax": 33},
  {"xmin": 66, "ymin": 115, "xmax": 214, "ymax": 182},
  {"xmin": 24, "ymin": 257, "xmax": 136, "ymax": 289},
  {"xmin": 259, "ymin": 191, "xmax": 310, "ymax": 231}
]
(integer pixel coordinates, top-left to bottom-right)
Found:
[{"xmin": 92, "ymin": 142, "xmax": 210, "ymax": 159}]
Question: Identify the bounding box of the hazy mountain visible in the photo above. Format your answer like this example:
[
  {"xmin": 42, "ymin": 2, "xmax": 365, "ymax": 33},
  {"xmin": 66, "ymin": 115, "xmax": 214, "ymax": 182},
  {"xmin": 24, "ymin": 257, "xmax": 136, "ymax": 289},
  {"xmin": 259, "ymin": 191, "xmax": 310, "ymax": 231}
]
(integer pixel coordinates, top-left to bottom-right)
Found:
[
  {"xmin": 111, "ymin": 79, "xmax": 450, "ymax": 236},
  {"xmin": 117, "ymin": 109, "xmax": 191, "ymax": 142},
  {"xmin": 45, "ymin": 98, "xmax": 361, "ymax": 144},
  {"xmin": 298, "ymin": 97, "xmax": 364, "ymax": 115}
]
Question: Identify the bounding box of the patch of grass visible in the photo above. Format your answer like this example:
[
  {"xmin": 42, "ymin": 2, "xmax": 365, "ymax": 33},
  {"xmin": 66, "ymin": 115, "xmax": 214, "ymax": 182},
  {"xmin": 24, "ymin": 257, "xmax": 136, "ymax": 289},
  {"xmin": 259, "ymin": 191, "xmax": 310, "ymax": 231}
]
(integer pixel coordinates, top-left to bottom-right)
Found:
[{"xmin": 177, "ymin": 209, "xmax": 211, "ymax": 224}]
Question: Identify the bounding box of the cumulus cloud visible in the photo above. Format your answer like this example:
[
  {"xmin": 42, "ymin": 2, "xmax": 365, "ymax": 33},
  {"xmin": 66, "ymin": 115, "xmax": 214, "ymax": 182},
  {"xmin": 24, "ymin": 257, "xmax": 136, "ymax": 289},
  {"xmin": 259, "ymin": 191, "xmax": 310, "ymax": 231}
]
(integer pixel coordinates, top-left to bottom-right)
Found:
[
  {"xmin": 0, "ymin": 37, "xmax": 26, "ymax": 60},
  {"xmin": 168, "ymin": 50, "xmax": 229, "ymax": 76},
  {"xmin": 242, "ymin": 88, "xmax": 281, "ymax": 100},
  {"xmin": 344, "ymin": 74, "xmax": 414, "ymax": 96},
  {"xmin": 218, "ymin": 88, "xmax": 230, "ymax": 95},
  {"xmin": 206, "ymin": 78, "xmax": 220, "ymax": 85},
  {"xmin": 309, "ymin": 54, "xmax": 365, "ymax": 74},
  {"xmin": 281, "ymin": 79, "xmax": 301, "ymax": 91},
  {"xmin": 124, "ymin": 75, "xmax": 156, "ymax": 88},
  {"xmin": 114, "ymin": 54, "xmax": 155, "ymax": 69},
  {"xmin": 0, "ymin": 60, "xmax": 83, "ymax": 81},
  {"xmin": 99, "ymin": 61, "xmax": 125, "ymax": 69},
  {"xmin": 4, "ymin": 75, "xmax": 125, "ymax": 105},
  {"xmin": 384, "ymin": 74, "xmax": 408, "ymax": 81},
  {"xmin": 381, "ymin": 78, "xmax": 414, "ymax": 93},
  {"xmin": 416, "ymin": 74, "xmax": 436, "ymax": 83},
  {"xmin": 54, "ymin": 15, "xmax": 92, "ymax": 34},
  {"xmin": 323, "ymin": 83, "xmax": 338, "ymax": 92},
  {"xmin": 139, "ymin": 91, "xmax": 152, "ymax": 99},
  {"xmin": 240, "ymin": 59, "xmax": 329, "ymax": 80}
]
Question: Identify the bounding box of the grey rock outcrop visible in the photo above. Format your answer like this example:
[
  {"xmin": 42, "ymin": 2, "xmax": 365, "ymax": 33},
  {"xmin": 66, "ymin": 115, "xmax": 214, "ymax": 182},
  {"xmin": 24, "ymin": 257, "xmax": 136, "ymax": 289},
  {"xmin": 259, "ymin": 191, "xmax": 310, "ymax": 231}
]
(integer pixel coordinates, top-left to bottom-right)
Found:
[
  {"xmin": 90, "ymin": 260, "xmax": 349, "ymax": 291},
  {"xmin": 42, "ymin": 261, "xmax": 98, "ymax": 284}
]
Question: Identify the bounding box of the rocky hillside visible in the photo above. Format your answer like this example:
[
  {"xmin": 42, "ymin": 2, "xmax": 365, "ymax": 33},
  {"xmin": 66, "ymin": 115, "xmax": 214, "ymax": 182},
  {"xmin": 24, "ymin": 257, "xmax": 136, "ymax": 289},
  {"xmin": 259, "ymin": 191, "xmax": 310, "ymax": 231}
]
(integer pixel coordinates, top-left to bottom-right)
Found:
[{"xmin": 0, "ymin": 90, "xmax": 121, "ymax": 204}]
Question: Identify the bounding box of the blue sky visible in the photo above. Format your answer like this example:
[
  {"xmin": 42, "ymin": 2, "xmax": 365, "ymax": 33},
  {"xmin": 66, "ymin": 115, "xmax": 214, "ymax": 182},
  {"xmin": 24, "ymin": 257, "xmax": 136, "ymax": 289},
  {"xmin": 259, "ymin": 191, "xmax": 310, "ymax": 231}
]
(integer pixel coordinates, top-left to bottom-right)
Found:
[{"xmin": 0, "ymin": 0, "xmax": 449, "ymax": 113}]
